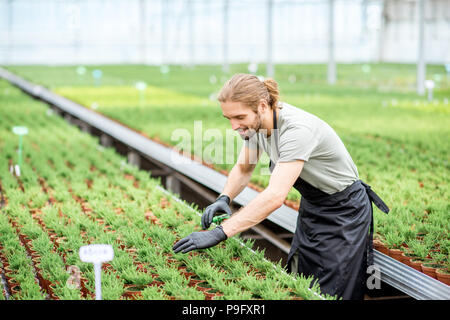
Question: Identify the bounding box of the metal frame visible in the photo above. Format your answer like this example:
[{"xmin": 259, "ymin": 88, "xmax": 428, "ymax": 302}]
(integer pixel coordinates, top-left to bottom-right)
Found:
[
  {"xmin": 374, "ymin": 251, "xmax": 450, "ymax": 300},
  {"xmin": 1, "ymin": 67, "xmax": 449, "ymax": 300}
]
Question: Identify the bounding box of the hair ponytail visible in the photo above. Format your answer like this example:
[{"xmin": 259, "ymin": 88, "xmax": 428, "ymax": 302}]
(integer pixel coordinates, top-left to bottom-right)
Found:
[
  {"xmin": 218, "ymin": 73, "xmax": 281, "ymax": 111},
  {"xmin": 263, "ymin": 78, "xmax": 280, "ymax": 109}
]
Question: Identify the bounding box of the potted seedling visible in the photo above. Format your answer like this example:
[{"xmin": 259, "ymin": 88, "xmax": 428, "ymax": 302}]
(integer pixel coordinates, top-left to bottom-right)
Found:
[
  {"xmin": 421, "ymin": 260, "xmax": 441, "ymax": 279},
  {"xmin": 16, "ymin": 279, "xmax": 45, "ymax": 300},
  {"xmin": 373, "ymin": 233, "xmax": 389, "ymax": 255},
  {"xmin": 408, "ymin": 240, "xmax": 431, "ymax": 272},
  {"xmin": 399, "ymin": 245, "xmax": 419, "ymax": 268},
  {"xmin": 435, "ymin": 260, "xmax": 450, "ymax": 286},
  {"xmin": 384, "ymin": 231, "xmax": 405, "ymax": 261},
  {"xmin": 140, "ymin": 285, "xmax": 168, "ymax": 300},
  {"xmin": 164, "ymin": 280, "xmax": 202, "ymax": 300}
]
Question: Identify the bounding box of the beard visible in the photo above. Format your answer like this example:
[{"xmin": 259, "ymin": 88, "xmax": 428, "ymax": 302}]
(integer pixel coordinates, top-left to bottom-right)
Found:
[{"xmin": 237, "ymin": 112, "xmax": 262, "ymax": 140}]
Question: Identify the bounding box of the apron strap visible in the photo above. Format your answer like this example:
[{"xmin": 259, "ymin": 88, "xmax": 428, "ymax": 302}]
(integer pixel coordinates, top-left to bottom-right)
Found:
[
  {"xmin": 272, "ymin": 107, "xmax": 279, "ymax": 151},
  {"xmin": 368, "ymin": 208, "xmax": 375, "ymax": 266},
  {"xmin": 360, "ymin": 181, "xmax": 390, "ymax": 214},
  {"xmin": 269, "ymin": 108, "xmax": 279, "ymax": 170},
  {"xmin": 360, "ymin": 180, "xmax": 389, "ymax": 268}
]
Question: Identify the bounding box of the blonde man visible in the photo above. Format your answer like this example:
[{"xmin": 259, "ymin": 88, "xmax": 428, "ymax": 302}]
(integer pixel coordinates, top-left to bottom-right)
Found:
[{"xmin": 173, "ymin": 73, "xmax": 389, "ymax": 300}]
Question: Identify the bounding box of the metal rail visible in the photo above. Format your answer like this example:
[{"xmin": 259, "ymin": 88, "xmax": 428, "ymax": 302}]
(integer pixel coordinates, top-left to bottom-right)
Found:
[
  {"xmin": 374, "ymin": 251, "xmax": 450, "ymax": 300},
  {"xmin": 2, "ymin": 66, "xmax": 449, "ymax": 300}
]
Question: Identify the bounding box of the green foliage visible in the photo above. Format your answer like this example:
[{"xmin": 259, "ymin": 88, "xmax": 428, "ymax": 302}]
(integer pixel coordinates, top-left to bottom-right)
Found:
[
  {"xmin": 121, "ymin": 266, "xmax": 153, "ymax": 285},
  {"xmin": 140, "ymin": 286, "xmax": 168, "ymax": 300},
  {"xmin": 163, "ymin": 280, "xmax": 204, "ymax": 300}
]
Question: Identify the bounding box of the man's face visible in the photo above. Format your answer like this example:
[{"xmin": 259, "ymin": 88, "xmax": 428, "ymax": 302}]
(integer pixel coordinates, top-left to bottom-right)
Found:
[{"xmin": 221, "ymin": 101, "xmax": 262, "ymax": 140}]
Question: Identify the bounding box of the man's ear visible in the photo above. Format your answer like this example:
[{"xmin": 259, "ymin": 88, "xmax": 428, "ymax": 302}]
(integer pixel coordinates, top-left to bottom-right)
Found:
[{"xmin": 258, "ymin": 99, "xmax": 268, "ymax": 113}]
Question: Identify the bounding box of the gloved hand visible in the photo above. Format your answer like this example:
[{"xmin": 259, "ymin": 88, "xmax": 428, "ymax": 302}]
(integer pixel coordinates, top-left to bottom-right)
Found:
[
  {"xmin": 201, "ymin": 194, "xmax": 231, "ymax": 230},
  {"xmin": 173, "ymin": 226, "xmax": 228, "ymax": 254}
]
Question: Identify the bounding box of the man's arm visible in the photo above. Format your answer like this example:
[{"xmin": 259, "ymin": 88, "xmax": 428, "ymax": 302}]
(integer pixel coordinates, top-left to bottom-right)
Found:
[
  {"xmin": 221, "ymin": 160, "xmax": 304, "ymax": 238},
  {"xmin": 220, "ymin": 144, "xmax": 261, "ymax": 201}
]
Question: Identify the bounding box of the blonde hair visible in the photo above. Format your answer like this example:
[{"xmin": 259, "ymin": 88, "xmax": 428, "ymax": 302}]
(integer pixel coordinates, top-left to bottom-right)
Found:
[{"xmin": 217, "ymin": 73, "xmax": 280, "ymax": 111}]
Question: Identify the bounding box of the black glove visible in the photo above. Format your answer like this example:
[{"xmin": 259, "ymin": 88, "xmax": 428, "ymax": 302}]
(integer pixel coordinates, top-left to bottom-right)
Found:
[
  {"xmin": 201, "ymin": 194, "xmax": 231, "ymax": 230},
  {"xmin": 173, "ymin": 226, "xmax": 228, "ymax": 254}
]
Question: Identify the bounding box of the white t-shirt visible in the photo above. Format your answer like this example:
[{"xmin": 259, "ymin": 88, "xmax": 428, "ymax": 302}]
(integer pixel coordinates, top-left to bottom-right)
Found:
[{"xmin": 246, "ymin": 102, "xmax": 359, "ymax": 194}]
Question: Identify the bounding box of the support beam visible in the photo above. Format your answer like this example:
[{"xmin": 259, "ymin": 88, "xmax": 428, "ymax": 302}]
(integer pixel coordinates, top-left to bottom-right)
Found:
[
  {"xmin": 166, "ymin": 174, "xmax": 181, "ymax": 195},
  {"xmin": 161, "ymin": 0, "xmax": 168, "ymax": 65},
  {"xmin": 139, "ymin": 0, "xmax": 147, "ymax": 64},
  {"xmin": 172, "ymin": 171, "xmax": 218, "ymax": 203},
  {"xmin": 222, "ymin": 0, "xmax": 229, "ymax": 73},
  {"xmin": 266, "ymin": 0, "xmax": 274, "ymax": 78},
  {"xmin": 417, "ymin": 0, "xmax": 426, "ymax": 95},
  {"xmin": 64, "ymin": 113, "xmax": 73, "ymax": 124},
  {"xmin": 188, "ymin": 0, "xmax": 195, "ymax": 67},
  {"xmin": 327, "ymin": 0, "xmax": 336, "ymax": 85},
  {"xmin": 150, "ymin": 168, "xmax": 172, "ymax": 177},
  {"xmin": 250, "ymin": 224, "xmax": 291, "ymax": 255},
  {"xmin": 51, "ymin": 105, "xmax": 62, "ymax": 116},
  {"xmin": 377, "ymin": 0, "xmax": 387, "ymax": 63},
  {"xmin": 127, "ymin": 150, "xmax": 141, "ymax": 167},
  {"xmin": 7, "ymin": 0, "xmax": 13, "ymax": 64},
  {"xmin": 100, "ymin": 133, "xmax": 112, "ymax": 147},
  {"xmin": 80, "ymin": 122, "xmax": 91, "ymax": 134}
]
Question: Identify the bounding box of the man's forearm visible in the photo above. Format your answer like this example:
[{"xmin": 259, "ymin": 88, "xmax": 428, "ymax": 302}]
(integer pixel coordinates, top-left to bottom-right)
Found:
[
  {"xmin": 221, "ymin": 188, "xmax": 283, "ymax": 238},
  {"xmin": 221, "ymin": 165, "xmax": 253, "ymax": 201}
]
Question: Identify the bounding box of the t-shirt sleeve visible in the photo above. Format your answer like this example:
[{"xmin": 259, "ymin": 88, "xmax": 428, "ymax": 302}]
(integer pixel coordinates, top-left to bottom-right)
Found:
[{"xmin": 278, "ymin": 125, "xmax": 318, "ymax": 162}]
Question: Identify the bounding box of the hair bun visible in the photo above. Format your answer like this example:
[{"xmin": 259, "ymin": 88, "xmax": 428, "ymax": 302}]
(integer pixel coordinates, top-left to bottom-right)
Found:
[{"xmin": 218, "ymin": 73, "xmax": 280, "ymax": 110}]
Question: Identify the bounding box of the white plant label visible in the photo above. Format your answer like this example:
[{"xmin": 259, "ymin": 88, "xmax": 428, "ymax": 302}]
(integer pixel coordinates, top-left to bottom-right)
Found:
[
  {"xmin": 424, "ymin": 80, "xmax": 435, "ymax": 89},
  {"xmin": 135, "ymin": 81, "xmax": 147, "ymax": 91},
  {"xmin": 14, "ymin": 165, "xmax": 21, "ymax": 177},
  {"xmin": 79, "ymin": 244, "xmax": 114, "ymax": 300},
  {"xmin": 12, "ymin": 126, "xmax": 28, "ymax": 136},
  {"xmin": 79, "ymin": 244, "xmax": 114, "ymax": 264}
]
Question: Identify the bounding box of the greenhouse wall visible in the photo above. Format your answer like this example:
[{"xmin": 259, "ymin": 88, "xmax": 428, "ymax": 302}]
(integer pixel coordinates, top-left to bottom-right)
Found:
[{"xmin": 0, "ymin": 0, "xmax": 448, "ymax": 66}]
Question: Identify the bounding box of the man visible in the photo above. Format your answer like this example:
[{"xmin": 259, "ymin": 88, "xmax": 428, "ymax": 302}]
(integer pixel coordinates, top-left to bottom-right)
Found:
[{"xmin": 173, "ymin": 73, "xmax": 389, "ymax": 299}]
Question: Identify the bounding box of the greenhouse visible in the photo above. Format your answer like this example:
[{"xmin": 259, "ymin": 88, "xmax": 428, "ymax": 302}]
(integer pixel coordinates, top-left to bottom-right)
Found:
[{"xmin": 0, "ymin": 0, "xmax": 449, "ymax": 306}]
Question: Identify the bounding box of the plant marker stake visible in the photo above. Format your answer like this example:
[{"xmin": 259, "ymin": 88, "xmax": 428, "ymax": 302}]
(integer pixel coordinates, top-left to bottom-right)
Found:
[
  {"xmin": 12, "ymin": 126, "xmax": 28, "ymax": 176},
  {"xmin": 135, "ymin": 81, "xmax": 147, "ymax": 105},
  {"xmin": 445, "ymin": 63, "xmax": 450, "ymax": 79},
  {"xmin": 14, "ymin": 165, "xmax": 20, "ymax": 177},
  {"xmin": 92, "ymin": 69, "xmax": 103, "ymax": 86},
  {"xmin": 160, "ymin": 65, "xmax": 170, "ymax": 75},
  {"xmin": 424, "ymin": 80, "xmax": 435, "ymax": 102},
  {"xmin": 76, "ymin": 66, "xmax": 86, "ymax": 76},
  {"xmin": 79, "ymin": 244, "xmax": 114, "ymax": 300}
]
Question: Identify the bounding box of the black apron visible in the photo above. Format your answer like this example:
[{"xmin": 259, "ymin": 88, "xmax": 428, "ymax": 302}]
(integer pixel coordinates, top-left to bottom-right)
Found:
[{"xmin": 268, "ymin": 108, "xmax": 390, "ymax": 300}]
